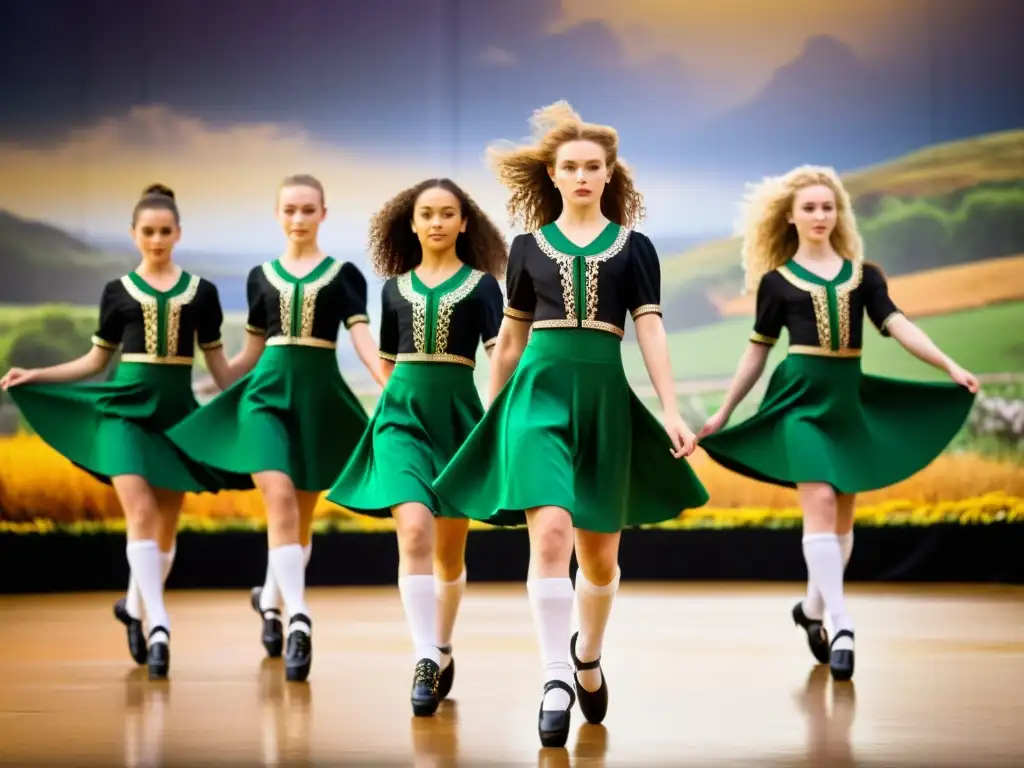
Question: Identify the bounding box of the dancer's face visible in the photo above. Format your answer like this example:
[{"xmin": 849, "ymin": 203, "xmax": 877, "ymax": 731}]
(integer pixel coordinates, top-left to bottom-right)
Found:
[
  {"xmin": 131, "ymin": 208, "xmax": 180, "ymax": 266},
  {"xmin": 411, "ymin": 186, "xmax": 466, "ymax": 255},
  {"xmin": 549, "ymin": 140, "xmax": 610, "ymax": 210},
  {"xmin": 788, "ymin": 184, "xmax": 837, "ymax": 245},
  {"xmin": 277, "ymin": 185, "xmax": 326, "ymax": 245}
]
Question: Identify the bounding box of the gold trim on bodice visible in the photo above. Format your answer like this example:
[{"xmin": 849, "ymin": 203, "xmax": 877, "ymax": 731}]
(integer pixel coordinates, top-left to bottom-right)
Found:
[
  {"xmin": 396, "ymin": 273, "xmax": 426, "ymax": 351},
  {"xmin": 788, "ymin": 345, "xmax": 861, "ymax": 358},
  {"xmin": 262, "ymin": 260, "xmax": 344, "ymax": 342},
  {"xmin": 834, "ymin": 261, "xmax": 863, "ymax": 349},
  {"xmin": 776, "ymin": 266, "xmax": 830, "ymax": 348},
  {"xmin": 531, "ymin": 226, "xmax": 631, "ymax": 336},
  {"xmin": 166, "ymin": 275, "xmax": 201, "ymax": 357},
  {"xmin": 300, "ymin": 260, "xmax": 343, "ymax": 337},
  {"xmin": 120, "ymin": 276, "xmax": 159, "ymax": 355},
  {"xmin": 436, "ymin": 270, "xmax": 484, "ymax": 353}
]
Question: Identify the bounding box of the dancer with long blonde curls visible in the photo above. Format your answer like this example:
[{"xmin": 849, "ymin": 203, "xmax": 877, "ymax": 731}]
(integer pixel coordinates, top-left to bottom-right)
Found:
[
  {"xmin": 697, "ymin": 165, "xmax": 978, "ymax": 681},
  {"xmin": 166, "ymin": 174, "xmax": 383, "ymax": 683},
  {"xmin": 1, "ymin": 184, "xmax": 248, "ymax": 680},
  {"xmin": 432, "ymin": 102, "xmax": 709, "ymax": 748},
  {"xmin": 325, "ymin": 178, "xmax": 507, "ymax": 717}
]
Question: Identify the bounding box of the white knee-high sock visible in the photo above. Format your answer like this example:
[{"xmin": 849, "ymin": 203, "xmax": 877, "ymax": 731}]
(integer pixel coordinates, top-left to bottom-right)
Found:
[
  {"xmin": 802, "ymin": 533, "xmax": 853, "ymax": 651},
  {"xmin": 161, "ymin": 545, "xmax": 176, "ymax": 584},
  {"xmin": 574, "ymin": 566, "xmax": 620, "ymax": 692},
  {"xmin": 527, "ymin": 577, "xmax": 575, "ymax": 711},
  {"xmin": 399, "ymin": 574, "xmax": 441, "ymax": 665},
  {"xmin": 267, "ymin": 544, "xmax": 310, "ymax": 631},
  {"xmin": 125, "ymin": 575, "xmax": 143, "ymax": 620},
  {"xmin": 126, "ymin": 540, "xmax": 169, "ymax": 644},
  {"xmin": 804, "ymin": 531, "xmax": 854, "ymax": 619},
  {"xmin": 436, "ymin": 569, "xmax": 466, "ymax": 671},
  {"xmin": 260, "ymin": 542, "xmax": 311, "ymax": 612}
]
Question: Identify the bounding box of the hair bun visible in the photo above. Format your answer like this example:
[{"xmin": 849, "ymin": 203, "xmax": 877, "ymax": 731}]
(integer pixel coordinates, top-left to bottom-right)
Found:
[{"xmin": 142, "ymin": 183, "xmax": 175, "ymax": 200}]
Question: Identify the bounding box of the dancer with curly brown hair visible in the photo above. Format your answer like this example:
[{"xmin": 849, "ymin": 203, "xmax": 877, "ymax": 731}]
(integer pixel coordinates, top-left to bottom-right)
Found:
[
  {"xmin": 326, "ymin": 178, "xmax": 506, "ymax": 716},
  {"xmin": 697, "ymin": 165, "xmax": 979, "ymax": 682},
  {"xmin": 431, "ymin": 102, "xmax": 709, "ymax": 747},
  {"xmin": 167, "ymin": 174, "xmax": 383, "ymax": 683}
]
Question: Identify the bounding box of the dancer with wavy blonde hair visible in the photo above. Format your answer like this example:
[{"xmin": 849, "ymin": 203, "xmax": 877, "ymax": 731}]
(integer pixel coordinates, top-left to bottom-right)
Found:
[
  {"xmin": 698, "ymin": 165, "xmax": 979, "ymax": 681},
  {"xmin": 432, "ymin": 101, "xmax": 709, "ymax": 747}
]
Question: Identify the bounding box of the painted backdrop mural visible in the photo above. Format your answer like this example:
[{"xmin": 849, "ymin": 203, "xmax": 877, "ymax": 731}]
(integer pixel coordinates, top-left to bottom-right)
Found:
[{"xmin": 1, "ymin": 0, "xmax": 1022, "ymax": 537}]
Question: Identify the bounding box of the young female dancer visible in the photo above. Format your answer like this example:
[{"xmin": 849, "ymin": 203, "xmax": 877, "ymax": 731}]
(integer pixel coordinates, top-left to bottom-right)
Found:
[
  {"xmin": 166, "ymin": 174, "xmax": 383, "ymax": 683},
  {"xmin": 697, "ymin": 165, "xmax": 979, "ymax": 681},
  {"xmin": 1, "ymin": 184, "xmax": 245, "ymax": 680},
  {"xmin": 325, "ymin": 178, "xmax": 507, "ymax": 716},
  {"xmin": 431, "ymin": 102, "xmax": 710, "ymax": 747}
]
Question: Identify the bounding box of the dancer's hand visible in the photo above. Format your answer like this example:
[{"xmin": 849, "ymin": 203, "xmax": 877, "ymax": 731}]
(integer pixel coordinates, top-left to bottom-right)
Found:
[
  {"xmin": 0, "ymin": 367, "xmax": 37, "ymax": 390},
  {"xmin": 947, "ymin": 364, "xmax": 980, "ymax": 393},
  {"xmin": 696, "ymin": 409, "xmax": 729, "ymax": 441},
  {"xmin": 192, "ymin": 375, "xmax": 219, "ymax": 396},
  {"xmin": 663, "ymin": 412, "xmax": 697, "ymax": 458}
]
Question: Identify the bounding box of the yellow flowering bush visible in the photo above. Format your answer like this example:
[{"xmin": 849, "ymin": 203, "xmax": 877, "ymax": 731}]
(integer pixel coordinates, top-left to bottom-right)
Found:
[{"xmin": 1, "ymin": 434, "xmax": 1021, "ymax": 533}]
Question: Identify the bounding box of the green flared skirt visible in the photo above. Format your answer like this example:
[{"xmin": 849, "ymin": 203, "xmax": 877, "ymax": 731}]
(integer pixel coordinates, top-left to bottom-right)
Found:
[
  {"xmin": 165, "ymin": 345, "xmax": 369, "ymax": 492},
  {"xmin": 5, "ymin": 362, "xmax": 251, "ymax": 493},
  {"xmin": 325, "ymin": 362, "xmax": 484, "ymax": 518},
  {"xmin": 431, "ymin": 329, "xmax": 710, "ymax": 533},
  {"xmin": 699, "ymin": 354, "xmax": 976, "ymax": 493}
]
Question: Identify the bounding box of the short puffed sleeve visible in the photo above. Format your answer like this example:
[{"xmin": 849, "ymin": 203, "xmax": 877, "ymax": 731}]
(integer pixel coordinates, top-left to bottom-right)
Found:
[
  {"xmin": 245, "ymin": 266, "xmax": 266, "ymax": 335},
  {"xmin": 861, "ymin": 262, "xmax": 902, "ymax": 337},
  {"xmin": 750, "ymin": 272, "xmax": 786, "ymax": 346},
  {"xmin": 477, "ymin": 273, "xmax": 504, "ymax": 349},
  {"xmin": 504, "ymin": 235, "xmax": 536, "ymax": 320},
  {"xmin": 195, "ymin": 279, "xmax": 225, "ymax": 351},
  {"xmin": 378, "ymin": 281, "xmax": 398, "ymax": 361},
  {"xmin": 339, "ymin": 262, "xmax": 370, "ymax": 330},
  {"xmin": 626, "ymin": 231, "xmax": 662, "ymax": 320},
  {"xmin": 92, "ymin": 280, "xmax": 125, "ymax": 350}
]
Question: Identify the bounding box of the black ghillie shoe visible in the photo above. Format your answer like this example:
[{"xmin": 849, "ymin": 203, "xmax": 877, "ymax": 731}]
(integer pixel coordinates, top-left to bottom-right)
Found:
[{"xmin": 792, "ymin": 601, "xmax": 831, "ymax": 665}]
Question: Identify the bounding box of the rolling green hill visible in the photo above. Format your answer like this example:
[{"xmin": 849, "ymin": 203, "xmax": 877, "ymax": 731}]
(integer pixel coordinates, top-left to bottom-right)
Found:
[
  {"xmin": 0, "ymin": 211, "xmax": 132, "ymax": 305},
  {"xmin": 659, "ymin": 130, "xmax": 1024, "ymax": 331}
]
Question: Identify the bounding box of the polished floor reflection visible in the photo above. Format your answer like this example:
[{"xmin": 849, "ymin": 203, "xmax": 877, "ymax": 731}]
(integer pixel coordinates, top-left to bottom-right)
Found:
[{"xmin": 1, "ymin": 583, "xmax": 1022, "ymax": 766}]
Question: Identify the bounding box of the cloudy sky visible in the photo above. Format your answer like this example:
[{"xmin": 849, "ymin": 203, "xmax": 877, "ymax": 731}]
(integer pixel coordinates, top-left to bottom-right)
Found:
[{"xmin": 0, "ymin": 0, "xmax": 1021, "ymax": 262}]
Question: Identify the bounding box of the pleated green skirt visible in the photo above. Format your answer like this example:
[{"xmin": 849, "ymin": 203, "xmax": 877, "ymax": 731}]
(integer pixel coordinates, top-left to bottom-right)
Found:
[
  {"xmin": 431, "ymin": 329, "xmax": 710, "ymax": 533},
  {"xmin": 325, "ymin": 362, "xmax": 484, "ymax": 518},
  {"xmin": 699, "ymin": 354, "xmax": 976, "ymax": 493},
  {"xmin": 6, "ymin": 362, "xmax": 250, "ymax": 492},
  {"xmin": 165, "ymin": 345, "xmax": 369, "ymax": 491}
]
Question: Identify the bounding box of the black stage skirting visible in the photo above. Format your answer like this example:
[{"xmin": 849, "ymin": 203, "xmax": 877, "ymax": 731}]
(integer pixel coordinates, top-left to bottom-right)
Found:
[{"xmin": 1, "ymin": 524, "xmax": 1021, "ymax": 593}]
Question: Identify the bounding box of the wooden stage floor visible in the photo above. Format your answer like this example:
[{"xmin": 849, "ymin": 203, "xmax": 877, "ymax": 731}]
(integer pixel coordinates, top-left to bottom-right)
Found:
[{"xmin": 0, "ymin": 583, "xmax": 1022, "ymax": 766}]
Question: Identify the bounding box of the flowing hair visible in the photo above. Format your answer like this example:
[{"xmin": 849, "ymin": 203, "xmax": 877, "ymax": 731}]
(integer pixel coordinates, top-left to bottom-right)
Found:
[
  {"xmin": 368, "ymin": 178, "xmax": 508, "ymax": 278},
  {"xmin": 484, "ymin": 100, "xmax": 645, "ymax": 231},
  {"xmin": 736, "ymin": 164, "xmax": 863, "ymax": 292}
]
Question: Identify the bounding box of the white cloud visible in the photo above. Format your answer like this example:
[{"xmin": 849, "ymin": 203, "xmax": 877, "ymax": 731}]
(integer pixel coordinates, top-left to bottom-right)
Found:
[
  {"xmin": 0, "ymin": 105, "xmax": 509, "ymax": 257},
  {"xmin": 479, "ymin": 45, "xmax": 518, "ymax": 67},
  {"xmin": 0, "ymin": 105, "xmax": 738, "ymax": 260}
]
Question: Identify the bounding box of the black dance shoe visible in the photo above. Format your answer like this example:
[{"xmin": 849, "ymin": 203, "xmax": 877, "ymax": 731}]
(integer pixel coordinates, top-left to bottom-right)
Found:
[
  {"xmin": 249, "ymin": 587, "xmax": 283, "ymax": 658},
  {"xmin": 792, "ymin": 601, "xmax": 831, "ymax": 665},
  {"xmin": 437, "ymin": 644, "xmax": 455, "ymax": 701},
  {"xmin": 538, "ymin": 679, "xmax": 576, "ymax": 749},
  {"xmin": 570, "ymin": 631, "xmax": 609, "ymax": 724},
  {"xmin": 146, "ymin": 627, "xmax": 170, "ymax": 680},
  {"xmin": 411, "ymin": 658, "xmax": 441, "ymax": 717},
  {"xmin": 284, "ymin": 614, "xmax": 312, "ymax": 683},
  {"xmin": 113, "ymin": 598, "xmax": 147, "ymax": 665},
  {"xmin": 829, "ymin": 629, "xmax": 855, "ymax": 681}
]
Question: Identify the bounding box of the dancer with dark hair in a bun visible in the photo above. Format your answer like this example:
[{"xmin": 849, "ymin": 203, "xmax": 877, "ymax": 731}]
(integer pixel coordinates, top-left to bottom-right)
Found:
[{"xmin": 2, "ymin": 184, "xmax": 246, "ymax": 680}]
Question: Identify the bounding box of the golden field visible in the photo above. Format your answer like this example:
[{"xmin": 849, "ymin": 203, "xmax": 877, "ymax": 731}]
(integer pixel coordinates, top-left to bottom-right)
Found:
[
  {"xmin": 717, "ymin": 254, "xmax": 1024, "ymax": 318},
  {"xmin": 1, "ymin": 434, "xmax": 1021, "ymax": 531}
]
